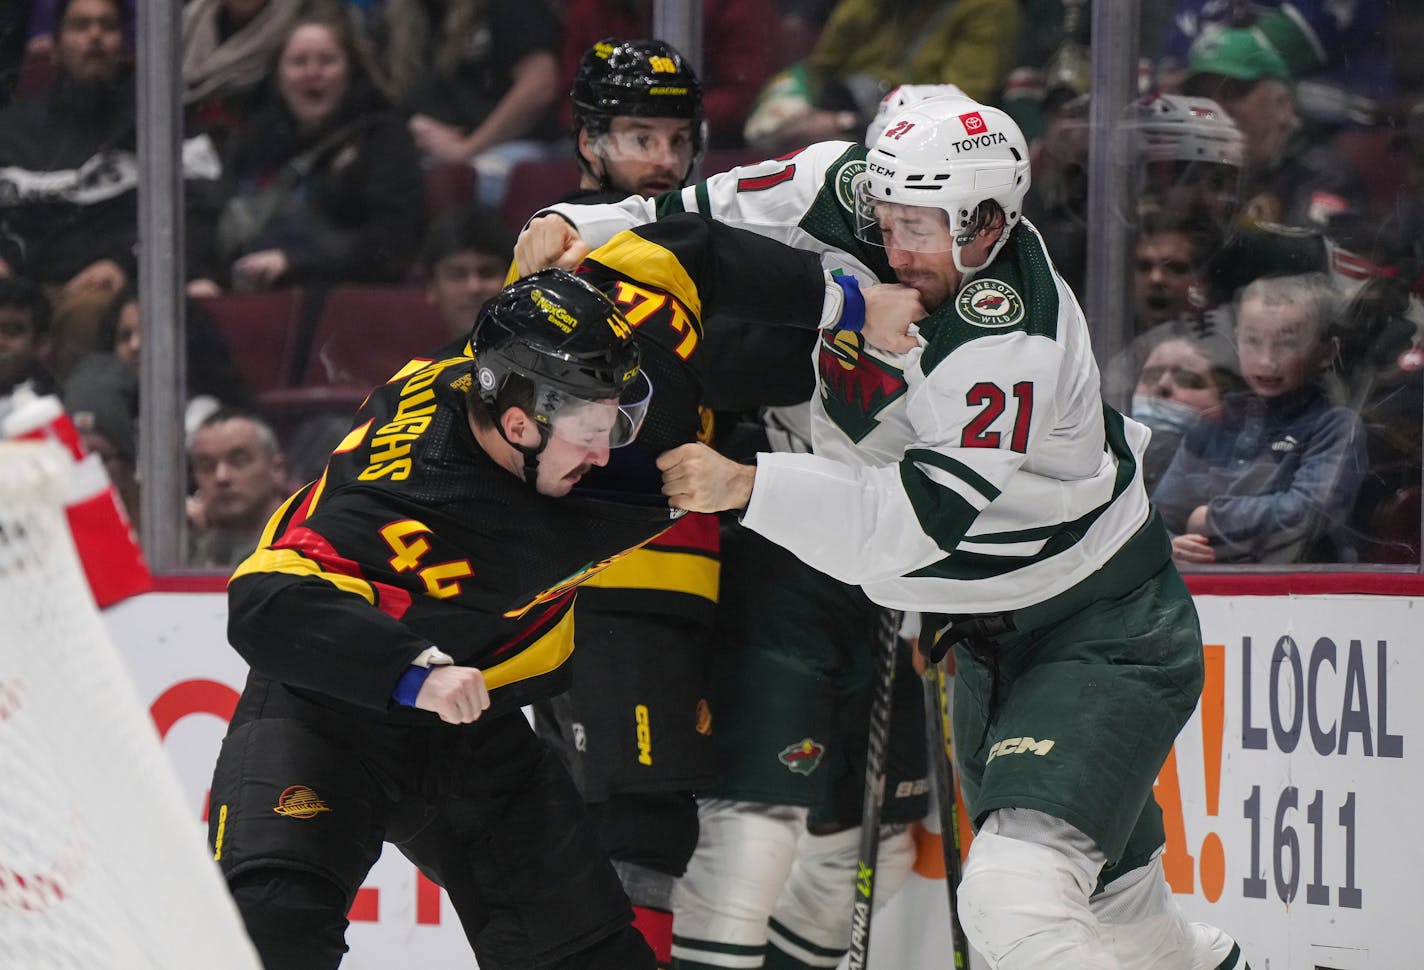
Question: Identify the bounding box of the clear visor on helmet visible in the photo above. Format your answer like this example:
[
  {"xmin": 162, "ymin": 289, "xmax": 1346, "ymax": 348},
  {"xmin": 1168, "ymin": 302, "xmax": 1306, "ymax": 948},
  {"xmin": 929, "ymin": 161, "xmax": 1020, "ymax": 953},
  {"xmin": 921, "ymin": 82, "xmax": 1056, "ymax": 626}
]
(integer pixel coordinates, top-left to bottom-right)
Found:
[
  {"xmin": 591, "ymin": 118, "xmax": 696, "ymax": 169},
  {"xmin": 853, "ymin": 178, "xmax": 957, "ymax": 254},
  {"xmin": 536, "ymin": 369, "xmax": 652, "ymax": 451}
]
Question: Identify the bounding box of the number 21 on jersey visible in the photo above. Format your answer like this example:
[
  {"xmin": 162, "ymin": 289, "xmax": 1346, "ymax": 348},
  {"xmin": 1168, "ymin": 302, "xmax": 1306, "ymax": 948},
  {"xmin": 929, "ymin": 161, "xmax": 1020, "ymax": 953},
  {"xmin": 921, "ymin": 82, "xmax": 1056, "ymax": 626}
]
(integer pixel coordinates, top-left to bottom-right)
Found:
[{"xmin": 962, "ymin": 381, "xmax": 1033, "ymax": 452}]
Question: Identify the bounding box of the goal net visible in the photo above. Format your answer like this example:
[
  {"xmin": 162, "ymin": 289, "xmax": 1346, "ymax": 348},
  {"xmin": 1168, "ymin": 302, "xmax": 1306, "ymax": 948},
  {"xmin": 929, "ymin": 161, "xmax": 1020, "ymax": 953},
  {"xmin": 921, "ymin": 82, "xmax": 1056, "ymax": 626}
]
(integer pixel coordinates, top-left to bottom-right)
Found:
[{"xmin": 0, "ymin": 441, "xmax": 260, "ymax": 969}]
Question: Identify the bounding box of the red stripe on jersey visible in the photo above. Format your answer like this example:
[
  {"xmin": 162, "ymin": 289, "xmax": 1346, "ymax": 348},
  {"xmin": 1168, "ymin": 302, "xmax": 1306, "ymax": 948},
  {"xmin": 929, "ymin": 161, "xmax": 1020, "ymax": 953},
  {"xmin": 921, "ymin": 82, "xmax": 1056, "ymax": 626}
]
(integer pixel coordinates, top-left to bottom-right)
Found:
[
  {"xmin": 645, "ymin": 510, "xmax": 719, "ymax": 555},
  {"xmin": 737, "ymin": 165, "xmax": 797, "ymax": 192},
  {"xmin": 488, "ymin": 593, "xmax": 575, "ymax": 659},
  {"xmin": 275, "ymin": 525, "xmax": 415, "ymax": 620}
]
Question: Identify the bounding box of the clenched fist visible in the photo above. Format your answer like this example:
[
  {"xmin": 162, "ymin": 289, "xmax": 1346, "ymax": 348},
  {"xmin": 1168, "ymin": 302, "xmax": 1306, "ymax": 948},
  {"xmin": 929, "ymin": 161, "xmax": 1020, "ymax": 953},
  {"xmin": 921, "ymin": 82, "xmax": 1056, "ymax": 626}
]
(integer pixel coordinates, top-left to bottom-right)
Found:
[
  {"xmin": 414, "ymin": 665, "xmax": 491, "ymax": 724},
  {"xmin": 658, "ymin": 442, "xmax": 756, "ymax": 513},
  {"xmin": 514, "ymin": 214, "xmax": 591, "ymax": 274},
  {"xmin": 861, "ymin": 283, "xmax": 926, "ymax": 354}
]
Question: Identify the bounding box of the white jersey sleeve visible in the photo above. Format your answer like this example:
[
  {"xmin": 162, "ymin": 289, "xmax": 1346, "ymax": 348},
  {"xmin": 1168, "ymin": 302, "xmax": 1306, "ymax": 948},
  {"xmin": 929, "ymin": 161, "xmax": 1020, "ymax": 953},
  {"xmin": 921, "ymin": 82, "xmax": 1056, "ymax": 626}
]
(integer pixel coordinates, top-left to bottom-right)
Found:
[{"xmin": 542, "ymin": 140, "xmax": 890, "ymax": 284}]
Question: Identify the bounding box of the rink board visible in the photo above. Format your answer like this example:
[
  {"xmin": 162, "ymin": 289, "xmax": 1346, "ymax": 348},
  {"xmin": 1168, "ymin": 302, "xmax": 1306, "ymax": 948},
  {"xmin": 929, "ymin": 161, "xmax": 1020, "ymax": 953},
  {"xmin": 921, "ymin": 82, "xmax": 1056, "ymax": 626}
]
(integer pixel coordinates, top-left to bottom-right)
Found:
[{"xmin": 105, "ymin": 590, "xmax": 1420, "ymax": 969}]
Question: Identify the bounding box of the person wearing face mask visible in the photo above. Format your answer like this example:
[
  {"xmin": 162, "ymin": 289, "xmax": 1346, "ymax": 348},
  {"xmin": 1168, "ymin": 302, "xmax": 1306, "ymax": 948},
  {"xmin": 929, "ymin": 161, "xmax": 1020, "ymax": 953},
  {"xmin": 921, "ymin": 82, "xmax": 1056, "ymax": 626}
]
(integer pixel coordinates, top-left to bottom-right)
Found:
[
  {"xmin": 1153, "ymin": 273, "xmax": 1368, "ymax": 564},
  {"xmin": 1131, "ymin": 334, "xmax": 1239, "ymax": 492}
]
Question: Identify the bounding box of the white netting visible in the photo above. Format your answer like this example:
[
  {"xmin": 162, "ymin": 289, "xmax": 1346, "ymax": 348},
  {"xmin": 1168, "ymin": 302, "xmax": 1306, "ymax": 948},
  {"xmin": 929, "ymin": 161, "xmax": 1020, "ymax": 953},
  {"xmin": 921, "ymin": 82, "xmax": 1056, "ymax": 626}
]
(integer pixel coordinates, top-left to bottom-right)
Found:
[{"xmin": 0, "ymin": 442, "xmax": 260, "ymax": 969}]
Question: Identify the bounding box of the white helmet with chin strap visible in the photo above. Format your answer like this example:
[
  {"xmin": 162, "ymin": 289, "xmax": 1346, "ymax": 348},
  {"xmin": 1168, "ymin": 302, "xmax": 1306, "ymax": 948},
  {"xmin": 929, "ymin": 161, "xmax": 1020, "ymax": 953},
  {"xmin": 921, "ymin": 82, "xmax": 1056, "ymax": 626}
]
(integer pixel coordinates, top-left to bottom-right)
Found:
[{"xmin": 855, "ymin": 95, "xmax": 1031, "ymax": 275}]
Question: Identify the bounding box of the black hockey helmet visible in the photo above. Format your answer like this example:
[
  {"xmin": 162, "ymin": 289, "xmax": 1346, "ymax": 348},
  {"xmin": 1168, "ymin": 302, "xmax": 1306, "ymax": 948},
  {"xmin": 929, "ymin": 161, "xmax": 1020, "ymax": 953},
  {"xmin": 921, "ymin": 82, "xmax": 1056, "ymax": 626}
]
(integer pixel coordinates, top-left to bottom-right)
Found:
[
  {"xmin": 471, "ymin": 269, "xmax": 650, "ymax": 452},
  {"xmin": 571, "ymin": 37, "xmax": 705, "ymax": 144}
]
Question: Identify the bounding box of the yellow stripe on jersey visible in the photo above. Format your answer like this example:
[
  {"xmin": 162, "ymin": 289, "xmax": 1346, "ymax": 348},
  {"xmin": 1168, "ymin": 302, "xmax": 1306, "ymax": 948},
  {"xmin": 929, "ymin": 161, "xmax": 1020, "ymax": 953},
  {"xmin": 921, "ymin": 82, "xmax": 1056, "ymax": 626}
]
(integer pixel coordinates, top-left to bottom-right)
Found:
[
  {"xmin": 230, "ymin": 546, "xmax": 378, "ymax": 604},
  {"xmin": 481, "ymin": 602, "xmax": 577, "ymax": 692},
  {"xmin": 589, "ymin": 230, "xmax": 703, "ymax": 322},
  {"xmin": 582, "ymin": 546, "xmax": 719, "ymax": 601}
]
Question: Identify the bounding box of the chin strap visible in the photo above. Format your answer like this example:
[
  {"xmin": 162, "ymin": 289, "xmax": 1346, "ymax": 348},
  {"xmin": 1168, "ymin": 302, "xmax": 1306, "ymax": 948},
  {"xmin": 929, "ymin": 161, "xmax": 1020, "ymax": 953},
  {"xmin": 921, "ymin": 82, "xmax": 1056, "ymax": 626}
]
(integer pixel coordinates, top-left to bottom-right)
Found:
[
  {"xmin": 489, "ymin": 402, "xmax": 551, "ymax": 485},
  {"xmin": 511, "ymin": 430, "xmax": 550, "ymax": 486}
]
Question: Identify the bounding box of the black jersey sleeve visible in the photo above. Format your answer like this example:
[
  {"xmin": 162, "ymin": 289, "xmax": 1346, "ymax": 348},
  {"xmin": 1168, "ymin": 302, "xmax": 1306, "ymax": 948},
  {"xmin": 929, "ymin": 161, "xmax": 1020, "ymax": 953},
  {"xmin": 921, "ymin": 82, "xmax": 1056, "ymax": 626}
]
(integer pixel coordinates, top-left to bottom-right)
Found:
[{"xmin": 228, "ymin": 569, "xmax": 435, "ymax": 712}]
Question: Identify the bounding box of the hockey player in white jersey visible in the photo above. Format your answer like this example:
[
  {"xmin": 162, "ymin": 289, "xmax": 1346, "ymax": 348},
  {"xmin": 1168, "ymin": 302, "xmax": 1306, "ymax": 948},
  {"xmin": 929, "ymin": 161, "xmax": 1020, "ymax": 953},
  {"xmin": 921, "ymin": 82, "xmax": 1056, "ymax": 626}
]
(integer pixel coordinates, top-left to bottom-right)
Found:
[{"xmin": 637, "ymin": 95, "xmax": 1252, "ymax": 970}]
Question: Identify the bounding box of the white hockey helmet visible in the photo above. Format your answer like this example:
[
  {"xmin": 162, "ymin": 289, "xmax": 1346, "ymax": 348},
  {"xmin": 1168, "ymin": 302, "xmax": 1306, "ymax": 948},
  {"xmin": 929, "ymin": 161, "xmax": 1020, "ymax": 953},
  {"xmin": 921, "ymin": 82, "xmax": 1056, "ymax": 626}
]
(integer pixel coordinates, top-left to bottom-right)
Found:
[
  {"xmin": 864, "ymin": 83, "xmax": 968, "ymax": 145},
  {"xmin": 1129, "ymin": 93, "xmax": 1243, "ymax": 167},
  {"xmin": 855, "ymin": 95, "xmax": 1031, "ymax": 274},
  {"xmin": 1124, "ymin": 93, "xmax": 1244, "ymax": 228}
]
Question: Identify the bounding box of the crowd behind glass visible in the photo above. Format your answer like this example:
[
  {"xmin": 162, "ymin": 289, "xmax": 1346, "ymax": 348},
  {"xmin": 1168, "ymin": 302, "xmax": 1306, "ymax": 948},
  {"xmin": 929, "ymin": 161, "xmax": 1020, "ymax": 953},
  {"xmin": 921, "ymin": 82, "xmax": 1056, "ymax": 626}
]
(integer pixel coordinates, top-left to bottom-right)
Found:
[{"xmin": 0, "ymin": 0, "xmax": 1419, "ymax": 571}]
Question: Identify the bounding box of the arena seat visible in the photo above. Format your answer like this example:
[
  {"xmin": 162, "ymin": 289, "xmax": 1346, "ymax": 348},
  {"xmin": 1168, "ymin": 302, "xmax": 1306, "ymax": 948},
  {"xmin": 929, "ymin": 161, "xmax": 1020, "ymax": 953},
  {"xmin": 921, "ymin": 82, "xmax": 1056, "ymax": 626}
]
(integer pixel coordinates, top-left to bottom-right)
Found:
[
  {"xmin": 423, "ymin": 162, "xmax": 479, "ymax": 219},
  {"xmin": 193, "ymin": 289, "xmax": 304, "ymax": 395},
  {"xmin": 499, "ymin": 158, "xmax": 582, "ymax": 232},
  {"xmin": 261, "ymin": 285, "xmax": 450, "ymax": 414}
]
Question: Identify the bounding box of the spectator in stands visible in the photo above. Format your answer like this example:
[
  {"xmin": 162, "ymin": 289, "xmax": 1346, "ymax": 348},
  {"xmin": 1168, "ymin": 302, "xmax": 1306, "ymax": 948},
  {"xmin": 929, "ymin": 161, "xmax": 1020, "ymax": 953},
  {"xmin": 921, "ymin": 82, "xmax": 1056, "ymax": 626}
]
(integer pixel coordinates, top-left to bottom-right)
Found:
[
  {"xmin": 1132, "ymin": 334, "xmax": 1238, "ymax": 491},
  {"xmin": 742, "ymin": 0, "xmax": 1020, "ymax": 153},
  {"xmin": 25, "ymin": 0, "xmax": 136, "ymax": 50},
  {"xmin": 1181, "ymin": 26, "xmax": 1369, "ymax": 233},
  {"xmin": 1161, "ymin": 0, "xmax": 1395, "ymax": 130},
  {"xmin": 95, "ymin": 288, "xmax": 255, "ymax": 423},
  {"xmin": 186, "ymin": 408, "xmax": 289, "ymax": 568},
  {"xmin": 420, "ymin": 206, "xmax": 515, "ymax": 341},
  {"xmin": 215, "ymin": 3, "xmax": 425, "ymax": 291},
  {"xmin": 1154, "ymin": 273, "xmax": 1368, "ymax": 565},
  {"xmin": 560, "ymin": 0, "xmax": 774, "ymax": 150},
  {"xmin": 370, "ymin": 0, "xmax": 562, "ymax": 209},
  {"xmin": 181, "ymin": 0, "xmax": 303, "ymax": 153},
  {"xmin": 1100, "ymin": 211, "xmax": 1228, "ymax": 410},
  {"xmin": 0, "ymin": 276, "xmax": 56, "ymax": 399},
  {"xmin": 61, "ymin": 350, "xmax": 139, "ymax": 524},
  {"xmin": 1134, "ymin": 213, "xmax": 1214, "ymax": 330},
  {"xmin": 0, "ymin": 0, "xmax": 224, "ymax": 380}
]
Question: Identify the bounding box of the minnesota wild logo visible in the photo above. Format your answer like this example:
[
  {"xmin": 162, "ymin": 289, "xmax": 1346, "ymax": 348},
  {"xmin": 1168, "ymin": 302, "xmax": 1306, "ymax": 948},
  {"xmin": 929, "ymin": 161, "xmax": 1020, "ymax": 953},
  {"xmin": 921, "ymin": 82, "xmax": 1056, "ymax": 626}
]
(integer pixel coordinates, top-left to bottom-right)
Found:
[
  {"xmin": 778, "ymin": 738, "xmax": 826, "ymax": 776},
  {"xmin": 956, "ymin": 278, "xmax": 1024, "ymax": 328},
  {"xmin": 834, "ymin": 158, "xmax": 866, "ymax": 211},
  {"xmin": 817, "ymin": 330, "xmax": 907, "ymax": 443}
]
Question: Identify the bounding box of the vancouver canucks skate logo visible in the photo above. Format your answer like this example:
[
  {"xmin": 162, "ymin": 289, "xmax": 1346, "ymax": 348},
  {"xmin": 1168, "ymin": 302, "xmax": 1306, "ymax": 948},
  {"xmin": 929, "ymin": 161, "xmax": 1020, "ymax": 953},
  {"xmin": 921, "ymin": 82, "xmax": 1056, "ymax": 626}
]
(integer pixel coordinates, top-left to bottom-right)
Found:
[
  {"xmin": 273, "ymin": 785, "xmax": 331, "ymax": 819},
  {"xmin": 779, "ymin": 738, "xmax": 826, "ymax": 776},
  {"xmin": 817, "ymin": 330, "xmax": 907, "ymax": 443},
  {"xmin": 956, "ymin": 279, "xmax": 1024, "ymax": 328}
]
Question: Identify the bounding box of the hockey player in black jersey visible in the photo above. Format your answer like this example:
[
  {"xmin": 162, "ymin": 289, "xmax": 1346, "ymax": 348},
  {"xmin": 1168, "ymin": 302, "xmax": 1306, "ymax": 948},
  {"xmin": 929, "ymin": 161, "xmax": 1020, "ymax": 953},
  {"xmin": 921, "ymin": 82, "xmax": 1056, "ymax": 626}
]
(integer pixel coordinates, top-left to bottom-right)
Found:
[{"xmin": 206, "ymin": 205, "xmax": 917, "ymax": 968}]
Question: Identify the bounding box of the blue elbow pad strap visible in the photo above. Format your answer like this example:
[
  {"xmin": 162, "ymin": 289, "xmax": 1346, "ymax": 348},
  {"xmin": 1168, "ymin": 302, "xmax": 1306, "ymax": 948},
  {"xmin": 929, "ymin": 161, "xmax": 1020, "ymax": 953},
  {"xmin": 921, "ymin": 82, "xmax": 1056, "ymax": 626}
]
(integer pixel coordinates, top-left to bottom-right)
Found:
[
  {"xmin": 393, "ymin": 665, "xmax": 434, "ymax": 707},
  {"xmin": 832, "ymin": 273, "xmax": 866, "ymax": 333}
]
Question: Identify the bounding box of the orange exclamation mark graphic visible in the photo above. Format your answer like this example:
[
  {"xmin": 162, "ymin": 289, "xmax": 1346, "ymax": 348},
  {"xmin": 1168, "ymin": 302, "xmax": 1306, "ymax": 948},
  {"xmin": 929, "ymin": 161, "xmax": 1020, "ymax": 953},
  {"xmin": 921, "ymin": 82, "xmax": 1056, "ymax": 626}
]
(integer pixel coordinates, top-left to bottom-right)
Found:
[{"xmin": 1198, "ymin": 643, "xmax": 1226, "ymax": 902}]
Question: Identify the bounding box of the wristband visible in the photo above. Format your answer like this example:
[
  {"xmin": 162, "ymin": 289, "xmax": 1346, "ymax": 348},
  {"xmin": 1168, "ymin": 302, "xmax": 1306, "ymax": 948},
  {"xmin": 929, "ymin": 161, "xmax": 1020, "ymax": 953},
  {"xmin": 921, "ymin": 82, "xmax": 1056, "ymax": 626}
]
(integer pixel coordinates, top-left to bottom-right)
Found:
[
  {"xmin": 831, "ymin": 274, "xmax": 866, "ymax": 333},
  {"xmin": 393, "ymin": 665, "xmax": 434, "ymax": 706}
]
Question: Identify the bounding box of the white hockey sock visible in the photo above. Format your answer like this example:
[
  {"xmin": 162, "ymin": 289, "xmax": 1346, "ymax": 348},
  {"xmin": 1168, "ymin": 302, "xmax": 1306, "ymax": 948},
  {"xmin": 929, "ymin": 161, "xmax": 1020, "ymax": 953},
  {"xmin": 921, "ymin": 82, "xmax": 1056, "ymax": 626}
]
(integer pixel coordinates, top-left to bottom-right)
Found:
[
  {"xmin": 957, "ymin": 808, "xmax": 1113, "ymax": 969},
  {"xmin": 764, "ymin": 824, "xmax": 916, "ymax": 968},
  {"xmin": 670, "ymin": 799, "xmax": 804, "ymax": 969}
]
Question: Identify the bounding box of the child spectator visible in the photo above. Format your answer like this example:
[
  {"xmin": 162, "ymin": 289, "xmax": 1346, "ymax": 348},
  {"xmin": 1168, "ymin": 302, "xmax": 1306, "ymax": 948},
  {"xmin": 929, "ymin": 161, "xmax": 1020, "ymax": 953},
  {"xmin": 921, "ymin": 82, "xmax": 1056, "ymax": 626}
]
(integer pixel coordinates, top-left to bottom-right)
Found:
[
  {"xmin": 419, "ymin": 206, "xmax": 514, "ymax": 341},
  {"xmin": 1154, "ymin": 273, "xmax": 1368, "ymax": 564}
]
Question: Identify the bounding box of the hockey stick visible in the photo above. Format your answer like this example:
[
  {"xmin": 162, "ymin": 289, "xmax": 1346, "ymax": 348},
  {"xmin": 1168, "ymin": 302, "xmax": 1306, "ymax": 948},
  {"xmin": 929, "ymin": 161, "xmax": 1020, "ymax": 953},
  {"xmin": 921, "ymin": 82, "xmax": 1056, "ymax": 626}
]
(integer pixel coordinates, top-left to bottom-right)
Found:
[
  {"xmin": 924, "ymin": 652, "xmax": 971, "ymax": 968},
  {"xmin": 847, "ymin": 607, "xmax": 902, "ymax": 970}
]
